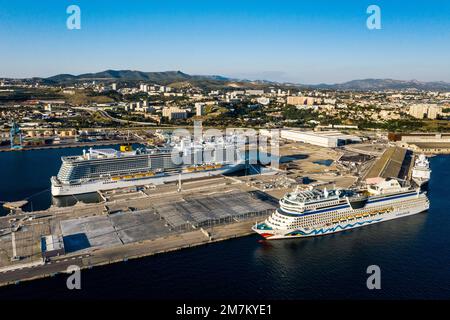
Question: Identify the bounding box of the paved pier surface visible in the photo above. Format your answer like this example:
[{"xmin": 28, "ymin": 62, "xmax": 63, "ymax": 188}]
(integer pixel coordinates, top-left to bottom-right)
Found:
[{"xmin": 0, "ymin": 218, "xmax": 262, "ymax": 287}]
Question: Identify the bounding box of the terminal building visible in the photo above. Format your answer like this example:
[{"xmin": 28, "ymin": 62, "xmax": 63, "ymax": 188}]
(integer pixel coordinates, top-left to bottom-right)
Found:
[{"xmin": 280, "ymin": 129, "xmax": 361, "ymax": 148}]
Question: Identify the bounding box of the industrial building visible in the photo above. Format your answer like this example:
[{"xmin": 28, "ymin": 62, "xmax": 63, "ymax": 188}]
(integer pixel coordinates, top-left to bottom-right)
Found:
[
  {"xmin": 280, "ymin": 129, "xmax": 361, "ymax": 148},
  {"xmin": 391, "ymin": 132, "xmax": 450, "ymax": 154}
]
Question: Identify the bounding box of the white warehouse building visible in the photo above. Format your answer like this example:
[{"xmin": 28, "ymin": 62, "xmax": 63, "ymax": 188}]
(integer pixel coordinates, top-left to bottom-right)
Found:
[{"xmin": 280, "ymin": 129, "xmax": 361, "ymax": 148}]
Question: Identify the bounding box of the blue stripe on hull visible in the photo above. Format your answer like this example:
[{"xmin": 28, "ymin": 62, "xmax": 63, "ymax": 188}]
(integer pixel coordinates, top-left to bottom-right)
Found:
[
  {"xmin": 367, "ymin": 192, "xmax": 417, "ymax": 203},
  {"xmin": 286, "ymin": 218, "xmax": 383, "ymax": 236}
]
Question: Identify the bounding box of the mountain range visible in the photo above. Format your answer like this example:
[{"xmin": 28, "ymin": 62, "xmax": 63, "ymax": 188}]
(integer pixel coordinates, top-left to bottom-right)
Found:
[{"xmin": 26, "ymin": 70, "xmax": 450, "ymax": 91}]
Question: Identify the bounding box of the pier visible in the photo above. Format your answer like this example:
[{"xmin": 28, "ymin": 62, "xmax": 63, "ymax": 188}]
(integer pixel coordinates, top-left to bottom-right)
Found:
[{"xmin": 0, "ymin": 176, "xmax": 276, "ymax": 287}]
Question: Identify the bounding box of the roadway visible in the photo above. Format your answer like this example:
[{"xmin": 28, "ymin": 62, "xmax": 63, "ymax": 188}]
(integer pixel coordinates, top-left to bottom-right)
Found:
[{"xmin": 73, "ymin": 106, "xmax": 157, "ymax": 126}]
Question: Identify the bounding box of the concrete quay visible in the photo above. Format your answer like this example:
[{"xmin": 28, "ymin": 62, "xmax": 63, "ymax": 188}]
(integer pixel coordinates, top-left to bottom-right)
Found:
[
  {"xmin": 0, "ymin": 176, "xmax": 276, "ymax": 287},
  {"xmin": 0, "ymin": 218, "xmax": 264, "ymax": 287}
]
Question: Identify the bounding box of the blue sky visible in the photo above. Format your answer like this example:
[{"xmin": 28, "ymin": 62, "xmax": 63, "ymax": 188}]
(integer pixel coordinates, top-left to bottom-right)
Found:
[{"xmin": 0, "ymin": 0, "xmax": 449, "ymax": 83}]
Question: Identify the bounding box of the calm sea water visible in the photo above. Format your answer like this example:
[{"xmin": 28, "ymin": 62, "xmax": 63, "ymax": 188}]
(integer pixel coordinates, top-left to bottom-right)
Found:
[
  {"xmin": 0, "ymin": 150, "xmax": 449, "ymax": 299},
  {"xmin": 0, "ymin": 145, "xmax": 146, "ymax": 216}
]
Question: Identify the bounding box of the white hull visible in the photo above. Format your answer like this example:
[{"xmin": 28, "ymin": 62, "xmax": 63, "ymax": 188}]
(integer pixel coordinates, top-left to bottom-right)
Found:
[
  {"xmin": 253, "ymin": 196, "xmax": 429, "ymax": 239},
  {"xmin": 51, "ymin": 164, "xmax": 243, "ymax": 196}
]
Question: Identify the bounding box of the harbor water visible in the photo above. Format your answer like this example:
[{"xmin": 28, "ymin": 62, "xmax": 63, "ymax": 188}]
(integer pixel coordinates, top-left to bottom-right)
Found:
[{"xmin": 0, "ymin": 149, "xmax": 449, "ymax": 299}]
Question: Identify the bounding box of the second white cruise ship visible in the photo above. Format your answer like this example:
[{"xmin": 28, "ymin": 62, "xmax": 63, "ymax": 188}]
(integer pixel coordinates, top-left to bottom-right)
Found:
[
  {"xmin": 252, "ymin": 178, "xmax": 429, "ymax": 239},
  {"xmin": 51, "ymin": 134, "xmax": 245, "ymax": 196}
]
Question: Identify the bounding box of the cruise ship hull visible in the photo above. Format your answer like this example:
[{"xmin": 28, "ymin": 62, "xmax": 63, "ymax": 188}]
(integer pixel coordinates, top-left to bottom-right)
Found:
[
  {"xmin": 253, "ymin": 192, "xmax": 429, "ymax": 240},
  {"xmin": 51, "ymin": 164, "xmax": 243, "ymax": 196}
]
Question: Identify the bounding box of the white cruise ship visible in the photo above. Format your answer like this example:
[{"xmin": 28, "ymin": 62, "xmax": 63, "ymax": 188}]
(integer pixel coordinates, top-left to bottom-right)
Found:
[
  {"xmin": 51, "ymin": 135, "xmax": 245, "ymax": 196},
  {"xmin": 411, "ymin": 154, "xmax": 431, "ymax": 188},
  {"xmin": 252, "ymin": 178, "xmax": 429, "ymax": 239}
]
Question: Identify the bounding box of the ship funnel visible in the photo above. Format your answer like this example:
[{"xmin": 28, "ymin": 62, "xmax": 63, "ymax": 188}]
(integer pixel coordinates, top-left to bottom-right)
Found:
[{"xmin": 324, "ymin": 187, "xmax": 329, "ymax": 198}]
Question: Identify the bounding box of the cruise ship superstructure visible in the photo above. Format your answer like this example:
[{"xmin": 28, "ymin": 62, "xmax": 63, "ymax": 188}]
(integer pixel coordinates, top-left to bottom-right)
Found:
[
  {"xmin": 411, "ymin": 154, "xmax": 431, "ymax": 188},
  {"xmin": 51, "ymin": 135, "xmax": 245, "ymax": 196},
  {"xmin": 252, "ymin": 178, "xmax": 429, "ymax": 239}
]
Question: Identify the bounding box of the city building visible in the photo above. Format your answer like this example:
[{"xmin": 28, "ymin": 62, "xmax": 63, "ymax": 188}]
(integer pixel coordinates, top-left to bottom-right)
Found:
[
  {"xmin": 256, "ymin": 97, "xmax": 270, "ymax": 105},
  {"xmin": 140, "ymin": 84, "xmax": 149, "ymax": 92},
  {"xmin": 409, "ymin": 104, "xmax": 442, "ymax": 119},
  {"xmin": 195, "ymin": 103, "xmax": 205, "ymax": 116},
  {"xmin": 287, "ymin": 96, "xmax": 322, "ymax": 106},
  {"xmin": 245, "ymin": 89, "xmax": 264, "ymax": 95},
  {"xmin": 162, "ymin": 106, "xmax": 187, "ymax": 120}
]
